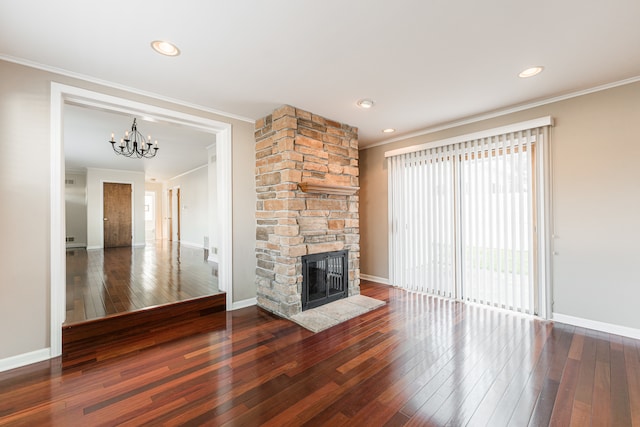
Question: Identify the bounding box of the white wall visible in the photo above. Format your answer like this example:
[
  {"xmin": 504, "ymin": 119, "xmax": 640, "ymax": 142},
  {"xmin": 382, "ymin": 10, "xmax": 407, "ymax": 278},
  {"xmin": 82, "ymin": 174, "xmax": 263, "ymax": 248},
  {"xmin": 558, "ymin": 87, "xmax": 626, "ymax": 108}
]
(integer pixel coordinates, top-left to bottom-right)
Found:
[
  {"xmin": 64, "ymin": 171, "xmax": 87, "ymax": 247},
  {"xmin": 167, "ymin": 166, "xmax": 209, "ymax": 248},
  {"xmin": 86, "ymin": 168, "xmax": 146, "ymax": 248}
]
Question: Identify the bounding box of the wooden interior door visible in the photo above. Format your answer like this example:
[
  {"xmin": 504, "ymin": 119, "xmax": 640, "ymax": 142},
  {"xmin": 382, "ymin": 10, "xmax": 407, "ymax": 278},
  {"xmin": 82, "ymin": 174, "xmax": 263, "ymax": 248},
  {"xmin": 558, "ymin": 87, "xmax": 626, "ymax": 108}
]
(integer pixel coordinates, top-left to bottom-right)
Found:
[{"xmin": 103, "ymin": 183, "xmax": 132, "ymax": 248}]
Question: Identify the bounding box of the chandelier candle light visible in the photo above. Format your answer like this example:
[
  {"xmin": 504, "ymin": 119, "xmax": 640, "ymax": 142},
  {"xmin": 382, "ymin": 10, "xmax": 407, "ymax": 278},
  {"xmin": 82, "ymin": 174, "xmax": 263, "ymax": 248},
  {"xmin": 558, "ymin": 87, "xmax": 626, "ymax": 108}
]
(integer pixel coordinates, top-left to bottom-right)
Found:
[{"xmin": 109, "ymin": 118, "xmax": 159, "ymax": 159}]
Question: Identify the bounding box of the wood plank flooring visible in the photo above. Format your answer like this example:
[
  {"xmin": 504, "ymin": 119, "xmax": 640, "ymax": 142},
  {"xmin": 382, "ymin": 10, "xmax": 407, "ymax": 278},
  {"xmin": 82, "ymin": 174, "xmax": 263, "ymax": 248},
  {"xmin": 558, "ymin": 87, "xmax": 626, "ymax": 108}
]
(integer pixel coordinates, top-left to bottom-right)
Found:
[
  {"xmin": 62, "ymin": 293, "xmax": 227, "ymax": 369},
  {"xmin": 2, "ymin": 281, "xmax": 639, "ymax": 426},
  {"xmin": 65, "ymin": 241, "xmax": 220, "ymax": 324}
]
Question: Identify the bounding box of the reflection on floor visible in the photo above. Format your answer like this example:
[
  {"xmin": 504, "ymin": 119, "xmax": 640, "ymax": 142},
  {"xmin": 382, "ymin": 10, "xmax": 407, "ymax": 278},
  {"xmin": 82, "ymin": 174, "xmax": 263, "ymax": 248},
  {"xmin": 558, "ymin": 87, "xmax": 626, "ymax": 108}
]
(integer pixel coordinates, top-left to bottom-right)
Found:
[{"xmin": 65, "ymin": 240, "xmax": 219, "ymax": 325}]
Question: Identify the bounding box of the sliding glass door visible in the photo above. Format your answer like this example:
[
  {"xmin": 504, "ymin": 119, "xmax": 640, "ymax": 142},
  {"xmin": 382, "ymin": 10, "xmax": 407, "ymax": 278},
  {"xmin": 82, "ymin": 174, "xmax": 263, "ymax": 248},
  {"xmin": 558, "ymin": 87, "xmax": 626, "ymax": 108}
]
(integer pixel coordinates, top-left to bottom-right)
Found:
[
  {"xmin": 458, "ymin": 136, "xmax": 535, "ymax": 313},
  {"xmin": 388, "ymin": 122, "xmax": 550, "ymax": 316},
  {"xmin": 389, "ymin": 147, "xmax": 456, "ymax": 298}
]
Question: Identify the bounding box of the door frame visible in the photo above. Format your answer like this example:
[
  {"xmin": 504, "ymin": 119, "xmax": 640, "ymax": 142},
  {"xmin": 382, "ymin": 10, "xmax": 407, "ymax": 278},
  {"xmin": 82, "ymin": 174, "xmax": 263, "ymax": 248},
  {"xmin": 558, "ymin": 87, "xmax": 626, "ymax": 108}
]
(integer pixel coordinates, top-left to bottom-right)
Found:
[
  {"xmin": 167, "ymin": 188, "xmax": 173, "ymax": 241},
  {"xmin": 167, "ymin": 186, "xmax": 181, "ymax": 242},
  {"xmin": 102, "ymin": 180, "xmax": 135, "ymax": 248},
  {"xmin": 50, "ymin": 83, "xmax": 234, "ymax": 358},
  {"xmin": 144, "ymin": 190, "xmax": 157, "ymax": 241},
  {"xmin": 173, "ymin": 186, "xmax": 181, "ymax": 242}
]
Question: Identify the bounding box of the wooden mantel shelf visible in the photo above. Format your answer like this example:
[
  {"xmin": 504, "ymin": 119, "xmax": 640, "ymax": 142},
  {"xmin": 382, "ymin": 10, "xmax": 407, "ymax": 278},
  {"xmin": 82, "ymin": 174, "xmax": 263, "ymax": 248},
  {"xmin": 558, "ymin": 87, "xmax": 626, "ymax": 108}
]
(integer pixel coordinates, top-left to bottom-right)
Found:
[{"xmin": 298, "ymin": 182, "xmax": 359, "ymax": 196}]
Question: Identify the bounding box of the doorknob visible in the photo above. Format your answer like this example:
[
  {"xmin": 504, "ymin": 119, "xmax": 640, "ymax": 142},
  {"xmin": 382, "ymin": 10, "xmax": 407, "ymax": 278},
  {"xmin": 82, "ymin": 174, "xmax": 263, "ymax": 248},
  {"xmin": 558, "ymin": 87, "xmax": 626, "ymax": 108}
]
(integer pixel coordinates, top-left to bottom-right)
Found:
[{"xmin": 104, "ymin": 218, "xmax": 108, "ymax": 221}]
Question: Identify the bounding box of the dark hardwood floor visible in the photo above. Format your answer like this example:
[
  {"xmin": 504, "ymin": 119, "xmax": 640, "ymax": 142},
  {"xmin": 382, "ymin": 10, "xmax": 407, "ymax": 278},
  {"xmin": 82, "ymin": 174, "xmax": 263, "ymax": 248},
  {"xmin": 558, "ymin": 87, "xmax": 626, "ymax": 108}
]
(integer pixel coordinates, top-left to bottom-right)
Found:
[
  {"xmin": 61, "ymin": 293, "xmax": 227, "ymax": 369},
  {"xmin": 65, "ymin": 240, "xmax": 220, "ymax": 324},
  {"xmin": 2, "ymin": 281, "xmax": 639, "ymax": 426}
]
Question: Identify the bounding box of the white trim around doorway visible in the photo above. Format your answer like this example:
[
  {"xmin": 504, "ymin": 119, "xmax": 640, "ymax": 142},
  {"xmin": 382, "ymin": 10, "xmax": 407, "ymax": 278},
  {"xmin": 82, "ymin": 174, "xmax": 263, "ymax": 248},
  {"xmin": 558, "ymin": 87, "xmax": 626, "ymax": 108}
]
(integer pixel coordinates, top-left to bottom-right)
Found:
[{"xmin": 50, "ymin": 82, "xmax": 234, "ymax": 359}]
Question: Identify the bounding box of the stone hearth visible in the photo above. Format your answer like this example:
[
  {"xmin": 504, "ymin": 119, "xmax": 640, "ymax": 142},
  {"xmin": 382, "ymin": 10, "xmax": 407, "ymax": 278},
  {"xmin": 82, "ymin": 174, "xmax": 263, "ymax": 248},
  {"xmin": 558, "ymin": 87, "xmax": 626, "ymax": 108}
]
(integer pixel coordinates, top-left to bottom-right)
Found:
[{"xmin": 255, "ymin": 105, "xmax": 360, "ymax": 318}]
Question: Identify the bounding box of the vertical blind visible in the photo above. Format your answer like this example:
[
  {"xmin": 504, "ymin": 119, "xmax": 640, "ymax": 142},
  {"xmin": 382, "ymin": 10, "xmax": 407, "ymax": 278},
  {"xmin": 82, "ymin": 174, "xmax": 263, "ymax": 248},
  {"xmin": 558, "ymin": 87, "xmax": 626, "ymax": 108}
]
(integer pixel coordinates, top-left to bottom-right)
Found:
[
  {"xmin": 387, "ymin": 119, "xmax": 551, "ymax": 315},
  {"xmin": 388, "ymin": 146, "xmax": 456, "ymax": 298}
]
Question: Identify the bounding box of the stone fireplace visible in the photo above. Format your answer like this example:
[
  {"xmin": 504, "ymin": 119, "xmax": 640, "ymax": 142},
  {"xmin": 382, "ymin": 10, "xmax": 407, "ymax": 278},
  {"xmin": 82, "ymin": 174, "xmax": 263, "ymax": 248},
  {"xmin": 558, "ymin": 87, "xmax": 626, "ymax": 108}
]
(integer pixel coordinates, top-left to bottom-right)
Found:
[{"xmin": 255, "ymin": 105, "xmax": 360, "ymax": 318}]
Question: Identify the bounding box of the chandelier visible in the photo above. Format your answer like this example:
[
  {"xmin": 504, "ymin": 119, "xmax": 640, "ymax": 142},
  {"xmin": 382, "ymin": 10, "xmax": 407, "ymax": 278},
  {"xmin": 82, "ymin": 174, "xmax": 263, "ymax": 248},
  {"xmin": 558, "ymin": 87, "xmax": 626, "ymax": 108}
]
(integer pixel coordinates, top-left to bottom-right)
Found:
[{"xmin": 109, "ymin": 118, "xmax": 159, "ymax": 159}]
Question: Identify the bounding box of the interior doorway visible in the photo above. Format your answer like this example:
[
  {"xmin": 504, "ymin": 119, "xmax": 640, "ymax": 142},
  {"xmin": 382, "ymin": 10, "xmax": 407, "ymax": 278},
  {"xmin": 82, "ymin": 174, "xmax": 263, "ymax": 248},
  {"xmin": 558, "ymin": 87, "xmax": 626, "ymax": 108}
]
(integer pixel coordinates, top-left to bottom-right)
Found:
[
  {"xmin": 103, "ymin": 183, "xmax": 133, "ymax": 248},
  {"xmin": 175, "ymin": 188, "xmax": 181, "ymax": 242},
  {"xmin": 51, "ymin": 83, "xmax": 234, "ymax": 358},
  {"xmin": 168, "ymin": 187, "xmax": 181, "ymax": 242},
  {"xmin": 144, "ymin": 191, "xmax": 156, "ymax": 241}
]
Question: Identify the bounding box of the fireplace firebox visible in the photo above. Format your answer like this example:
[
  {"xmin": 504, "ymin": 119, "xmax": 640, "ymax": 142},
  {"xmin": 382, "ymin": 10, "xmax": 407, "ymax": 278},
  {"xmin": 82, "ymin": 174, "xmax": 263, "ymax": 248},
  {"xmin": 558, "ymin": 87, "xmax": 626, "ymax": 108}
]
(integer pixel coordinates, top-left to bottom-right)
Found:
[{"xmin": 301, "ymin": 250, "xmax": 348, "ymax": 311}]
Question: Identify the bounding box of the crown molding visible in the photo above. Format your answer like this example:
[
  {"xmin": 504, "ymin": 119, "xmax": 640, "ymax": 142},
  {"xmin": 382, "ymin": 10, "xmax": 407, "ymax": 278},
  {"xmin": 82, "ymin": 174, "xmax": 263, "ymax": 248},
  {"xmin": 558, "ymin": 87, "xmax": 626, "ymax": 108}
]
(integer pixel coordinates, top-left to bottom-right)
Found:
[
  {"xmin": 86, "ymin": 167, "xmax": 145, "ymax": 176},
  {"xmin": 0, "ymin": 54, "xmax": 256, "ymax": 124},
  {"xmin": 169, "ymin": 164, "xmax": 208, "ymax": 181},
  {"xmin": 363, "ymin": 75, "xmax": 640, "ymax": 150}
]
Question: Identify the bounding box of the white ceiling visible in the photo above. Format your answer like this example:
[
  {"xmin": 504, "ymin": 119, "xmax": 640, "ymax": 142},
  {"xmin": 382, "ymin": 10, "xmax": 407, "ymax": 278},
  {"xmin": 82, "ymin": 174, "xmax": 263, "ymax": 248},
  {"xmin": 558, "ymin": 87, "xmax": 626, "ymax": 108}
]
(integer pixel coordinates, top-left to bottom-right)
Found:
[
  {"xmin": 64, "ymin": 105, "xmax": 214, "ymax": 181},
  {"xmin": 2, "ymin": 0, "xmax": 640, "ymax": 150}
]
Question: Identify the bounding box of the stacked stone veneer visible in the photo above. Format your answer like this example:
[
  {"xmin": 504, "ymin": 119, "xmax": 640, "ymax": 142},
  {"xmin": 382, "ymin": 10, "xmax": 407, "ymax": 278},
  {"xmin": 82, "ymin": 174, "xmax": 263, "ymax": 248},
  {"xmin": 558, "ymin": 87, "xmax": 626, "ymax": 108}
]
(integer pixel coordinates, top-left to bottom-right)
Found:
[{"xmin": 255, "ymin": 105, "xmax": 360, "ymax": 318}]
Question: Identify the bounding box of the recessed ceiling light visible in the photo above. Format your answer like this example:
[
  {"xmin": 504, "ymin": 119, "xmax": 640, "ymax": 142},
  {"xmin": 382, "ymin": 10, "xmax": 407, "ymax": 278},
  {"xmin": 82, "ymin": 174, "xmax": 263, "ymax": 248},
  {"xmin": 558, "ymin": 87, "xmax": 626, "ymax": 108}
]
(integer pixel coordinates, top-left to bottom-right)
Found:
[
  {"xmin": 382, "ymin": 128, "xmax": 396, "ymax": 133},
  {"xmin": 518, "ymin": 66, "xmax": 544, "ymax": 78},
  {"xmin": 151, "ymin": 40, "xmax": 180, "ymax": 57},
  {"xmin": 356, "ymin": 98, "xmax": 375, "ymax": 109}
]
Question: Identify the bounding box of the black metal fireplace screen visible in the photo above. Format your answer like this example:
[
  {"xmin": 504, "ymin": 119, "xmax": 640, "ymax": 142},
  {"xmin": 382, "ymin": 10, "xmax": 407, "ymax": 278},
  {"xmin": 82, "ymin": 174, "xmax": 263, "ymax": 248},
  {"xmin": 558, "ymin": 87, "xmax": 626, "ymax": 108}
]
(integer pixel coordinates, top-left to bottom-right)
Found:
[{"xmin": 301, "ymin": 250, "xmax": 348, "ymax": 311}]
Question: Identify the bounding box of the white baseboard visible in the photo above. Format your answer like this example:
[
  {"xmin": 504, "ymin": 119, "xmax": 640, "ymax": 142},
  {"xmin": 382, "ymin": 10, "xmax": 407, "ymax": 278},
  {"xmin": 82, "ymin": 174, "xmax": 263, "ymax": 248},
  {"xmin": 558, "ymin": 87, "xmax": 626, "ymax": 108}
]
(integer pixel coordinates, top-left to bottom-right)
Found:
[
  {"xmin": 232, "ymin": 297, "xmax": 257, "ymax": 310},
  {"xmin": 180, "ymin": 241, "xmax": 205, "ymax": 250},
  {"xmin": 553, "ymin": 313, "xmax": 640, "ymax": 340},
  {"xmin": 65, "ymin": 242, "xmax": 86, "ymax": 249},
  {"xmin": 88, "ymin": 244, "xmax": 146, "ymax": 249},
  {"xmin": 0, "ymin": 348, "xmax": 52, "ymax": 373},
  {"xmin": 360, "ymin": 274, "xmax": 390, "ymax": 285}
]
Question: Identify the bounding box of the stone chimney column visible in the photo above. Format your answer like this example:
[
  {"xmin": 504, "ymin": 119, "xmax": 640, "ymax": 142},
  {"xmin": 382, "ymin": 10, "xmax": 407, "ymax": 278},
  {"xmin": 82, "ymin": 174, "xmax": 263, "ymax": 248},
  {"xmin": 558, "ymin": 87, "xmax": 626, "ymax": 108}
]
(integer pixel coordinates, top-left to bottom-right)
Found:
[{"xmin": 255, "ymin": 105, "xmax": 360, "ymax": 317}]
